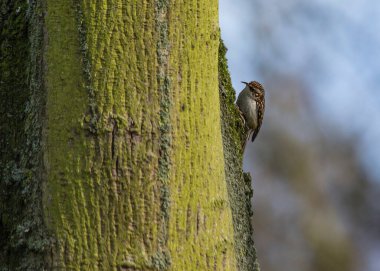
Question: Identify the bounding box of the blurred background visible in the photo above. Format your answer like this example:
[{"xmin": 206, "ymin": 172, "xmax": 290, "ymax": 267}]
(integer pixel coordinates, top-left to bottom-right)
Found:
[{"xmin": 219, "ymin": 1, "xmax": 380, "ymax": 270}]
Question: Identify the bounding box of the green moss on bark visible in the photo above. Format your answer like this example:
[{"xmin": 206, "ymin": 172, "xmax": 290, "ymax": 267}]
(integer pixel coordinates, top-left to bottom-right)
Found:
[
  {"xmin": 1, "ymin": 1, "xmax": 240, "ymax": 270},
  {"xmin": 218, "ymin": 39, "xmax": 261, "ymax": 271},
  {"xmin": 41, "ymin": 0, "xmax": 237, "ymax": 269},
  {"xmin": 167, "ymin": 1, "xmax": 237, "ymax": 270}
]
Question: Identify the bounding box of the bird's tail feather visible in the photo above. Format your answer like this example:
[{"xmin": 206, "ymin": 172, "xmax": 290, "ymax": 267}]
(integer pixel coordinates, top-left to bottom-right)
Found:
[{"xmin": 251, "ymin": 129, "xmax": 260, "ymax": 142}]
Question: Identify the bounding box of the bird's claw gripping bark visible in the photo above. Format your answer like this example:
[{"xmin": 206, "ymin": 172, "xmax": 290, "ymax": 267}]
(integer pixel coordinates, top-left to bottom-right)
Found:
[{"xmin": 235, "ymin": 105, "xmax": 246, "ymax": 127}]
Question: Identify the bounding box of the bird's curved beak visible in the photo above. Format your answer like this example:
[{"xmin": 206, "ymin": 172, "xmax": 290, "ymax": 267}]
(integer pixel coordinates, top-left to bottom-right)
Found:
[{"xmin": 241, "ymin": 81, "xmax": 248, "ymax": 85}]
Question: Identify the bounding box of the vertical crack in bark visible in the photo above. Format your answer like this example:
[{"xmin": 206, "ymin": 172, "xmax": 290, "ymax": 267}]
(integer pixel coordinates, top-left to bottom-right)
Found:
[
  {"xmin": 75, "ymin": 1, "xmax": 98, "ymax": 135},
  {"xmin": 196, "ymin": 204, "xmax": 201, "ymax": 235},
  {"xmin": 155, "ymin": 0, "xmax": 172, "ymax": 269},
  {"xmin": 111, "ymin": 119, "xmax": 117, "ymax": 160}
]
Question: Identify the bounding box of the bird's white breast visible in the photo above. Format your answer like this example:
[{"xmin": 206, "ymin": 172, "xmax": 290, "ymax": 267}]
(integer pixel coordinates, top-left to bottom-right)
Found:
[
  {"xmin": 246, "ymin": 99, "xmax": 257, "ymax": 129},
  {"xmin": 236, "ymin": 87, "xmax": 258, "ymax": 130}
]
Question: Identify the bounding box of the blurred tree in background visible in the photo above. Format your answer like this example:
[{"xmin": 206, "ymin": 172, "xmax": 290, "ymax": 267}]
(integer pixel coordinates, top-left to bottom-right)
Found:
[
  {"xmin": 221, "ymin": 0, "xmax": 380, "ymax": 270},
  {"xmin": 247, "ymin": 75, "xmax": 380, "ymax": 271}
]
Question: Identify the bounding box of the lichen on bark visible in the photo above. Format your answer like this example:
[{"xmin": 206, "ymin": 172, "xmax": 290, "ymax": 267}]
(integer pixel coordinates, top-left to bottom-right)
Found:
[
  {"xmin": 42, "ymin": 0, "xmax": 237, "ymax": 270},
  {"xmin": 0, "ymin": 0, "xmax": 249, "ymax": 270}
]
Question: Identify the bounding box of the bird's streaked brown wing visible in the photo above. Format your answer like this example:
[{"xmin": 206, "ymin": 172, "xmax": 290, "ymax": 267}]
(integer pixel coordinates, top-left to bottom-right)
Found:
[{"xmin": 251, "ymin": 97, "xmax": 265, "ymax": 142}]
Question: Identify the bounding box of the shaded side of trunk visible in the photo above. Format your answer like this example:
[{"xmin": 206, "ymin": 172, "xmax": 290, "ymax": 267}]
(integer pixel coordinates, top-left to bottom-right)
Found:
[
  {"xmin": 0, "ymin": 1, "xmax": 50, "ymax": 269},
  {"xmin": 218, "ymin": 40, "xmax": 261, "ymax": 271}
]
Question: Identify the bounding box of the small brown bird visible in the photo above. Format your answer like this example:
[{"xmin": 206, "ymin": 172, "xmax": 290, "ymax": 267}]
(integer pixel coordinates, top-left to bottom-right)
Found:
[{"xmin": 236, "ymin": 81, "xmax": 265, "ymax": 146}]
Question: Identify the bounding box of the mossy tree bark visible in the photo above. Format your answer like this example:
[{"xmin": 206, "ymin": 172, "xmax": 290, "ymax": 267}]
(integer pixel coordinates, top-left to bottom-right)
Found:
[
  {"xmin": 0, "ymin": 0, "xmax": 259, "ymax": 270},
  {"xmin": 218, "ymin": 41, "xmax": 260, "ymax": 271}
]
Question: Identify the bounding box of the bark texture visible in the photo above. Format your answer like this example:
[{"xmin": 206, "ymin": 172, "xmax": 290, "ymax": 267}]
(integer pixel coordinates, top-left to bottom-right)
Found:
[
  {"xmin": 0, "ymin": 0, "xmax": 250, "ymax": 270},
  {"xmin": 218, "ymin": 40, "xmax": 261, "ymax": 271},
  {"xmin": 0, "ymin": 1, "xmax": 49, "ymax": 269}
]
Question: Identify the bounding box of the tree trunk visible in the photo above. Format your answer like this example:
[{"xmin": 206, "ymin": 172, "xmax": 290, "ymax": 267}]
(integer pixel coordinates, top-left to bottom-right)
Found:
[
  {"xmin": 218, "ymin": 41, "xmax": 260, "ymax": 271},
  {"xmin": 0, "ymin": 0, "xmax": 259, "ymax": 270}
]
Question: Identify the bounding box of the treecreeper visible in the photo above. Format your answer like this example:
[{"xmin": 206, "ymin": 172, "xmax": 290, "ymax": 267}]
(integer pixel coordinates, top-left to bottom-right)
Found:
[{"xmin": 236, "ymin": 81, "xmax": 266, "ymax": 148}]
